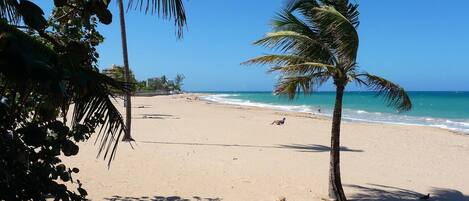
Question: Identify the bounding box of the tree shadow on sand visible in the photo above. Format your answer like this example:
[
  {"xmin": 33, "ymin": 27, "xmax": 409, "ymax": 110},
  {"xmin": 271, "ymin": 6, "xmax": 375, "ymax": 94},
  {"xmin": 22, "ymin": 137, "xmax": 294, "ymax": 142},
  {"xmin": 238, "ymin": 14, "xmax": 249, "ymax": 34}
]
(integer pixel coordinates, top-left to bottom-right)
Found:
[
  {"xmin": 278, "ymin": 144, "xmax": 363, "ymax": 153},
  {"xmin": 133, "ymin": 114, "xmax": 180, "ymax": 120},
  {"xmin": 347, "ymin": 183, "xmax": 469, "ymax": 201},
  {"xmin": 138, "ymin": 141, "xmax": 363, "ymax": 153},
  {"xmin": 103, "ymin": 195, "xmax": 222, "ymax": 201}
]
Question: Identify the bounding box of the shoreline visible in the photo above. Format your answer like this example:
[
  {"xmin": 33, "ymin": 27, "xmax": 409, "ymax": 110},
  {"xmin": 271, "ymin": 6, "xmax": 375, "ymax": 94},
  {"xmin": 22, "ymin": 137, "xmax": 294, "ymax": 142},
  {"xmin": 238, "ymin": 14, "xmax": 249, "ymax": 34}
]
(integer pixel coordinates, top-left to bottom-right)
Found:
[{"xmin": 193, "ymin": 92, "xmax": 469, "ymax": 136}]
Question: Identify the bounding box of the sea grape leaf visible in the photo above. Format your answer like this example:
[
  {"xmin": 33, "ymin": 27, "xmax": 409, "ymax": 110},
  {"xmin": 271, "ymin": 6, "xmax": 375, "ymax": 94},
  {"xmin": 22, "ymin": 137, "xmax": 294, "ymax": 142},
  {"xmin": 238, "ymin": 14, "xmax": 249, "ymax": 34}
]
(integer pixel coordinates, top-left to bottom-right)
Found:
[
  {"xmin": 18, "ymin": 0, "xmax": 47, "ymax": 31},
  {"xmin": 96, "ymin": 9, "xmax": 112, "ymax": 24},
  {"xmin": 91, "ymin": 0, "xmax": 112, "ymax": 25},
  {"xmin": 54, "ymin": 0, "xmax": 66, "ymax": 7}
]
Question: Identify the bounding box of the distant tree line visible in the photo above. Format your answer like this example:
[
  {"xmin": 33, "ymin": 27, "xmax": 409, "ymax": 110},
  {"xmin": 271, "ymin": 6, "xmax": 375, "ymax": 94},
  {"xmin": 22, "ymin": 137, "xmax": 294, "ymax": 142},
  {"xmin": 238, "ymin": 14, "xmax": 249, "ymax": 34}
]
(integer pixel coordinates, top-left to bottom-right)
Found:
[
  {"xmin": 143, "ymin": 74, "xmax": 185, "ymax": 92},
  {"xmin": 103, "ymin": 65, "xmax": 185, "ymax": 94}
]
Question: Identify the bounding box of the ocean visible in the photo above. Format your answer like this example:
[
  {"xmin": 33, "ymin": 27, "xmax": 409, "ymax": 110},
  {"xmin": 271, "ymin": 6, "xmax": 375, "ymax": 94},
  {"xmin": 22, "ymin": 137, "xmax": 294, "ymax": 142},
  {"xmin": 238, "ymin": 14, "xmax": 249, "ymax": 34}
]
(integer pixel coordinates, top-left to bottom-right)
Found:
[{"xmin": 201, "ymin": 91, "xmax": 469, "ymax": 133}]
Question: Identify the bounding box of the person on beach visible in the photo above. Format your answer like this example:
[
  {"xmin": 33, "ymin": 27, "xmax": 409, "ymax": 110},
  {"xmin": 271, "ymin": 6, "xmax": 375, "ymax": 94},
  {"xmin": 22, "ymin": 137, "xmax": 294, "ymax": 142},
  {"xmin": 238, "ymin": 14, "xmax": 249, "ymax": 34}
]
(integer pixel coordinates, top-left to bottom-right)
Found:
[{"xmin": 271, "ymin": 117, "xmax": 286, "ymax": 125}]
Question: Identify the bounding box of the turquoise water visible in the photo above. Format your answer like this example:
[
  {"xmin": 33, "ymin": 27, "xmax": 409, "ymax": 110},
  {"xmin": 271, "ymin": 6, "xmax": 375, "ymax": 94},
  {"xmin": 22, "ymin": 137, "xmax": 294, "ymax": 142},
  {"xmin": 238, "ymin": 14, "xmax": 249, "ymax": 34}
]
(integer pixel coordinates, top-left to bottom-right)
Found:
[{"xmin": 202, "ymin": 92, "xmax": 469, "ymax": 133}]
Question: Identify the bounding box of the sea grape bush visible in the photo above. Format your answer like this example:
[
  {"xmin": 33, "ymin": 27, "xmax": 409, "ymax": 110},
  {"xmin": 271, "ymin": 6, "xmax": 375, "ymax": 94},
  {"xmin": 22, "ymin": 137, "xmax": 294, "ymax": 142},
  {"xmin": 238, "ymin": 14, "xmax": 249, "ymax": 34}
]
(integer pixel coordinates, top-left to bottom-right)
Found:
[{"xmin": 0, "ymin": 0, "xmax": 126, "ymax": 200}]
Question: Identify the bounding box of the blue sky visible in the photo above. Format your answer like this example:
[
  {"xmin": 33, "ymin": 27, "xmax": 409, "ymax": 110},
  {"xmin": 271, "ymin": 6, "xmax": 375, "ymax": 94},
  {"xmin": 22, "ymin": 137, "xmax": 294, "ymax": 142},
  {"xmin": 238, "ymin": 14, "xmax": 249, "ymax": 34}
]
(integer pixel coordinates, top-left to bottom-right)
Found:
[{"xmin": 38, "ymin": 1, "xmax": 469, "ymax": 91}]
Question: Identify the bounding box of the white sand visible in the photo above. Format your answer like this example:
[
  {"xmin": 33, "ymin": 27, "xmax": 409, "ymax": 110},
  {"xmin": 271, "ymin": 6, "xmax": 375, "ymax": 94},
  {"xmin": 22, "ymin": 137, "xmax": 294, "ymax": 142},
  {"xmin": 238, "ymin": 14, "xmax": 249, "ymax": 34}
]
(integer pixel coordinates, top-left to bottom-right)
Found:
[{"xmin": 63, "ymin": 94, "xmax": 469, "ymax": 201}]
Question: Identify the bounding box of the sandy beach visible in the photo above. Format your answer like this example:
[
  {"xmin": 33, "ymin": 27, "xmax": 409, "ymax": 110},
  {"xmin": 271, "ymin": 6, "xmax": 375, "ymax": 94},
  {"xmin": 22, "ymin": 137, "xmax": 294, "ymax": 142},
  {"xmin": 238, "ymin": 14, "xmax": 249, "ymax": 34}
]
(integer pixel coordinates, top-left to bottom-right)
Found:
[{"xmin": 62, "ymin": 94, "xmax": 469, "ymax": 201}]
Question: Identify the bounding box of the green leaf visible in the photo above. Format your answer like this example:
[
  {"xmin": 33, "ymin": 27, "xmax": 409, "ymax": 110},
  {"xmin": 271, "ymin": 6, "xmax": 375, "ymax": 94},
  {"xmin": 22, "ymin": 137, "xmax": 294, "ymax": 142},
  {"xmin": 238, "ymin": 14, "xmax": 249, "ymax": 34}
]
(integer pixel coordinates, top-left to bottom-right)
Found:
[
  {"xmin": 77, "ymin": 187, "xmax": 88, "ymax": 196},
  {"xmin": 72, "ymin": 168, "xmax": 79, "ymax": 173},
  {"xmin": 60, "ymin": 172, "xmax": 70, "ymax": 182},
  {"xmin": 102, "ymin": 0, "xmax": 112, "ymax": 6},
  {"xmin": 54, "ymin": 0, "xmax": 66, "ymax": 7},
  {"xmin": 17, "ymin": 0, "xmax": 47, "ymax": 31},
  {"xmin": 57, "ymin": 164, "xmax": 66, "ymax": 172},
  {"xmin": 62, "ymin": 140, "xmax": 79, "ymax": 156},
  {"xmin": 96, "ymin": 9, "xmax": 112, "ymax": 25},
  {"xmin": 91, "ymin": 0, "xmax": 112, "ymax": 25}
]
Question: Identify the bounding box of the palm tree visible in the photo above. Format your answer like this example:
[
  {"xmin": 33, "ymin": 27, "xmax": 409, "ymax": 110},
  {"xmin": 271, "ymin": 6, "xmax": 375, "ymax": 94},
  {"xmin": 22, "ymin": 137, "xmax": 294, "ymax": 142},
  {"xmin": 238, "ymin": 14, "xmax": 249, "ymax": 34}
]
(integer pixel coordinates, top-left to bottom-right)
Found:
[
  {"xmin": 174, "ymin": 74, "xmax": 185, "ymax": 91},
  {"xmin": 117, "ymin": 0, "xmax": 187, "ymax": 141},
  {"xmin": 243, "ymin": 0, "xmax": 412, "ymax": 200}
]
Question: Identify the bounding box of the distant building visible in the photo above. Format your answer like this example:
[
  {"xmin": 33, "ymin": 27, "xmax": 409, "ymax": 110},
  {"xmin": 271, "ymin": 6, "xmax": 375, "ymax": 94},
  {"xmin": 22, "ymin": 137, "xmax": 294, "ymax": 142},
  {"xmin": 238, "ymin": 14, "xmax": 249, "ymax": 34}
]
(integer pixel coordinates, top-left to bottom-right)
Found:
[{"xmin": 101, "ymin": 64, "xmax": 119, "ymax": 78}]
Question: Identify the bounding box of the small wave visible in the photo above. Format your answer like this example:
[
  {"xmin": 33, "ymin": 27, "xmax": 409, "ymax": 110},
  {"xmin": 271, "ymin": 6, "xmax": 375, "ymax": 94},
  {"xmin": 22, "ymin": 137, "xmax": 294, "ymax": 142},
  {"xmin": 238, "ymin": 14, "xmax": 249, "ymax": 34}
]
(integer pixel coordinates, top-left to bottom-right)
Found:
[
  {"xmin": 202, "ymin": 94, "xmax": 325, "ymax": 115},
  {"xmin": 444, "ymin": 120, "xmax": 469, "ymax": 127},
  {"xmin": 202, "ymin": 94, "xmax": 469, "ymax": 134}
]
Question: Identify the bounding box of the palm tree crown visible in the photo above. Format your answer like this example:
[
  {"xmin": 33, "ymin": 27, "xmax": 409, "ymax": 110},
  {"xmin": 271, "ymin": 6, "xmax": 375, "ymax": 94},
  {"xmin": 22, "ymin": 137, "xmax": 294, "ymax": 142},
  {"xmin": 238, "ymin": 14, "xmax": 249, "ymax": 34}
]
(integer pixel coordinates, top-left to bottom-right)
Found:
[{"xmin": 244, "ymin": 0, "xmax": 411, "ymax": 111}]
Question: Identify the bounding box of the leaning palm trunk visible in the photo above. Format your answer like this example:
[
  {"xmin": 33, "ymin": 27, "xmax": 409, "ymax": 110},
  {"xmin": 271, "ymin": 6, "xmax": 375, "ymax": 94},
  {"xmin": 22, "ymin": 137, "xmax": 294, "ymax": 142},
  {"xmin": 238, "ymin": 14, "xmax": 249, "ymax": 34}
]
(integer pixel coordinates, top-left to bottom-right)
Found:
[
  {"xmin": 117, "ymin": 0, "xmax": 133, "ymax": 141},
  {"xmin": 329, "ymin": 84, "xmax": 347, "ymax": 201}
]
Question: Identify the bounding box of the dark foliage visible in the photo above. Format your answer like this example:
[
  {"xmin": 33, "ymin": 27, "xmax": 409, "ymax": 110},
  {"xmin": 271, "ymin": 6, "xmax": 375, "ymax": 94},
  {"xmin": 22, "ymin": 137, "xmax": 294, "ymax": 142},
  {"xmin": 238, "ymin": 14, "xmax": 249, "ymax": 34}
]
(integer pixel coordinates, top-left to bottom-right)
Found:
[{"xmin": 0, "ymin": 0, "xmax": 127, "ymax": 200}]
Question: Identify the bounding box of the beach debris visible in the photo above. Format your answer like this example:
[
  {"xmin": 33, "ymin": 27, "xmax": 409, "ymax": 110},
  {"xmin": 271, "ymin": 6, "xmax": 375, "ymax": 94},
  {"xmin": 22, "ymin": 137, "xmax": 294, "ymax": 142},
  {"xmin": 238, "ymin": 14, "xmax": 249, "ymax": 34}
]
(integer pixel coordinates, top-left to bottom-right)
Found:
[
  {"xmin": 277, "ymin": 196, "xmax": 286, "ymax": 201},
  {"xmin": 419, "ymin": 193, "xmax": 430, "ymax": 200},
  {"xmin": 233, "ymin": 157, "xmax": 238, "ymax": 160},
  {"xmin": 186, "ymin": 96, "xmax": 199, "ymax": 101}
]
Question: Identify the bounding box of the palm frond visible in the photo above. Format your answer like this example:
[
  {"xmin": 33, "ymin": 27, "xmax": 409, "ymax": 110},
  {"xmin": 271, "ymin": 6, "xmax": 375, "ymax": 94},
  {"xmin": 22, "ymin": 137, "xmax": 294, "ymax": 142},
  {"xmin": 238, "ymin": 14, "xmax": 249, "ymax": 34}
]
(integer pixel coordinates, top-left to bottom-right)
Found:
[
  {"xmin": 268, "ymin": 62, "xmax": 335, "ymax": 75},
  {"xmin": 311, "ymin": 6, "xmax": 359, "ymax": 66},
  {"xmin": 254, "ymin": 31, "xmax": 318, "ymax": 54},
  {"xmin": 345, "ymin": 2, "xmax": 360, "ymax": 28},
  {"xmin": 359, "ymin": 73, "xmax": 412, "ymax": 112},
  {"xmin": 320, "ymin": 0, "xmax": 359, "ymax": 27},
  {"xmin": 273, "ymin": 9, "xmax": 316, "ymax": 37},
  {"xmin": 126, "ymin": 0, "xmax": 186, "ymax": 38},
  {"xmin": 286, "ymin": 0, "xmax": 320, "ymax": 14},
  {"xmin": 70, "ymin": 69, "xmax": 129, "ymax": 166},
  {"xmin": 0, "ymin": 0, "xmax": 19, "ymax": 23},
  {"xmin": 253, "ymin": 31, "xmax": 334, "ymax": 64},
  {"xmin": 275, "ymin": 75, "xmax": 312, "ymax": 99},
  {"xmin": 275, "ymin": 72, "xmax": 330, "ymax": 99},
  {"xmin": 241, "ymin": 54, "xmax": 309, "ymax": 67},
  {"xmin": 285, "ymin": 0, "xmax": 321, "ymax": 28}
]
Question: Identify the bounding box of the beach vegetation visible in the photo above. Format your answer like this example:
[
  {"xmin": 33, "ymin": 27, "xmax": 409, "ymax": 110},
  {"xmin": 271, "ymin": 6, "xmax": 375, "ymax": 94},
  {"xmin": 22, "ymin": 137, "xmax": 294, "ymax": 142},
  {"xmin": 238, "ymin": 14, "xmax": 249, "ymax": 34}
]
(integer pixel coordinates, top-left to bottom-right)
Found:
[
  {"xmin": 101, "ymin": 65, "xmax": 186, "ymax": 94},
  {"xmin": 142, "ymin": 74, "xmax": 185, "ymax": 92},
  {"xmin": 0, "ymin": 0, "xmax": 128, "ymax": 200},
  {"xmin": 102, "ymin": 64, "xmax": 141, "ymax": 93}
]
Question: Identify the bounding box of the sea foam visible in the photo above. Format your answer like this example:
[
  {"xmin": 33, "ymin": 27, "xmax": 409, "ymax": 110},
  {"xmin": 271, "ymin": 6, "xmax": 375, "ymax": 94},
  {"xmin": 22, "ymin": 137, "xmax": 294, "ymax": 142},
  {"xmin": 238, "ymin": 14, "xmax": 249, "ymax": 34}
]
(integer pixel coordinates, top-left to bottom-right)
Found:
[{"xmin": 202, "ymin": 93, "xmax": 469, "ymax": 134}]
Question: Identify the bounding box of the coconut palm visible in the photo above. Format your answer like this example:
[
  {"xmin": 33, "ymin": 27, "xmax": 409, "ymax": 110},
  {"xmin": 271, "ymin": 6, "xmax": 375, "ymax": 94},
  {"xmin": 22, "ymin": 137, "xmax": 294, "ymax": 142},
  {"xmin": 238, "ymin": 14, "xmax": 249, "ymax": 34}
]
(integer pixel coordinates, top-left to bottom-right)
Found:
[
  {"xmin": 243, "ymin": 0, "xmax": 412, "ymax": 200},
  {"xmin": 117, "ymin": 0, "xmax": 186, "ymax": 141},
  {"xmin": 174, "ymin": 74, "xmax": 185, "ymax": 91}
]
